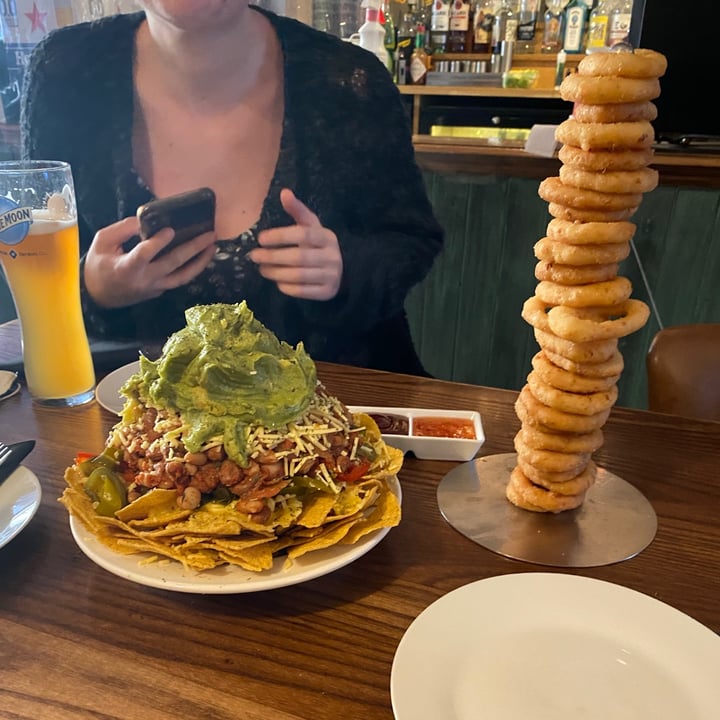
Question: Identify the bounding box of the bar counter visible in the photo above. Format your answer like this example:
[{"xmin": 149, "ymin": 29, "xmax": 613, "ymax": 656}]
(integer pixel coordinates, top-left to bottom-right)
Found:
[
  {"xmin": 412, "ymin": 139, "xmax": 720, "ymax": 188},
  {"xmin": 0, "ymin": 321, "xmax": 718, "ymax": 719}
]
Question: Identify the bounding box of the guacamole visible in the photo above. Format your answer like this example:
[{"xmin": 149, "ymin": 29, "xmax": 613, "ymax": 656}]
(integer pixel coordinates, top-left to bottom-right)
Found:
[{"xmin": 121, "ymin": 302, "xmax": 317, "ymax": 463}]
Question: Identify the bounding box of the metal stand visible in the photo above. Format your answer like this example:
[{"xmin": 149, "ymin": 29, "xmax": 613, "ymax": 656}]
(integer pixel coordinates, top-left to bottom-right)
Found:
[{"xmin": 437, "ymin": 453, "xmax": 657, "ymax": 568}]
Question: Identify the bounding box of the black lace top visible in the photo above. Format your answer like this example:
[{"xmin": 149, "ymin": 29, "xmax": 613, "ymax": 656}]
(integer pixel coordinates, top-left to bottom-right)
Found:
[{"xmin": 21, "ymin": 8, "xmax": 444, "ymax": 374}]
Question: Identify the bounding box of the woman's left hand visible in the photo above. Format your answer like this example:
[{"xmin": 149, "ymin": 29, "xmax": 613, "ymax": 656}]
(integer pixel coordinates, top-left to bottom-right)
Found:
[{"xmin": 249, "ymin": 188, "xmax": 343, "ymax": 300}]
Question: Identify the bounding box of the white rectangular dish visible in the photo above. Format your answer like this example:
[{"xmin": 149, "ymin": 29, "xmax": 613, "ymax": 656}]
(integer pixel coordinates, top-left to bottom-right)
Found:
[{"xmin": 349, "ymin": 406, "xmax": 485, "ymax": 462}]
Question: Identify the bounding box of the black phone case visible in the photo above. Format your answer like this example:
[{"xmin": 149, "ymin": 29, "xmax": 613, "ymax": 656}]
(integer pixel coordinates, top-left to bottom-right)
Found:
[{"xmin": 137, "ymin": 187, "xmax": 216, "ymax": 256}]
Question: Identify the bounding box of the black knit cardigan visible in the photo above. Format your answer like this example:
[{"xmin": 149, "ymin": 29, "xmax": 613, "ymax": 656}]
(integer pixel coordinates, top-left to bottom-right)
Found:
[{"xmin": 21, "ymin": 8, "xmax": 444, "ymax": 374}]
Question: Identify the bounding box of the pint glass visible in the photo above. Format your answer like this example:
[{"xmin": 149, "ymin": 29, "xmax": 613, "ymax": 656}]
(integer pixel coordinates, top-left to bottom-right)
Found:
[{"xmin": 0, "ymin": 161, "xmax": 95, "ymax": 406}]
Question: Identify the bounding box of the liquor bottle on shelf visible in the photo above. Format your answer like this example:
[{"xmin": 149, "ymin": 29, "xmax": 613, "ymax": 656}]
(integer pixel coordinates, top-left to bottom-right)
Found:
[
  {"xmin": 586, "ymin": 0, "xmax": 615, "ymax": 53},
  {"xmin": 541, "ymin": 0, "xmax": 568, "ymax": 53},
  {"xmin": 465, "ymin": 1, "xmax": 476, "ymax": 52},
  {"xmin": 472, "ymin": 0, "xmax": 497, "ymax": 53},
  {"xmin": 516, "ymin": 0, "xmax": 539, "ymax": 53},
  {"xmin": 410, "ymin": 26, "xmax": 431, "ymax": 84},
  {"xmin": 607, "ymin": 0, "xmax": 632, "ymax": 49},
  {"xmin": 491, "ymin": 0, "xmax": 518, "ymax": 55},
  {"xmin": 417, "ymin": 0, "xmax": 434, "ymax": 49},
  {"xmin": 562, "ymin": 0, "xmax": 588, "ymax": 53},
  {"xmin": 381, "ymin": 0, "xmax": 397, "ymax": 59},
  {"xmin": 447, "ymin": 0, "xmax": 472, "ymax": 52},
  {"xmin": 430, "ymin": 0, "xmax": 451, "ymax": 52},
  {"xmin": 396, "ymin": 0, "xmax": 419, "ymax": 83}
]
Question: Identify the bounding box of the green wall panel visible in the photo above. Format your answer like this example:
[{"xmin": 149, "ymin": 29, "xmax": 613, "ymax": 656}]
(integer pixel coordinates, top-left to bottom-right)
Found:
[{"xmin": 408, "ymin": 172, "xmax": 720, "ymax": 410}]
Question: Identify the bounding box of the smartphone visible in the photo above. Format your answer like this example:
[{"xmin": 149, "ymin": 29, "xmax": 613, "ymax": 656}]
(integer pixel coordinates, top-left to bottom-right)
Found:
[{"xmin": 136, "ymin": 187, "xmax": 216, "ymax": 257}]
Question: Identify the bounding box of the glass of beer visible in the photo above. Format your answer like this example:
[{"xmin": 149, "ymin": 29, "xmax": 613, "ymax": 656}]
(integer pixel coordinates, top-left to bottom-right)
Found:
[{"xmin": 0, "ymin": 160, "xmax": 95, "ymax": 406}]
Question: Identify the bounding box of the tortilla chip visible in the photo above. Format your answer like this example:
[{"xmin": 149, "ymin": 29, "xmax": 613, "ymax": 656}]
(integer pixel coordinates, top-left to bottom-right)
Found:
[
  {"xmin": 294, "ymin": 492, "xmax": 338, "ymax": 528},
  {"xmin": 284, "ymin": 517, "xmax": 357, "ymax": 563},
  {"xmin": 60, "ymin": 422, "xmax": 403, "ymax": 574},
  {"xmin": 115, "ymin": 489, "xmax": 181, "ymax": 522},
  {"xmin": 341, "ymin": 479, "xmax": 401, "ymax": 545}
]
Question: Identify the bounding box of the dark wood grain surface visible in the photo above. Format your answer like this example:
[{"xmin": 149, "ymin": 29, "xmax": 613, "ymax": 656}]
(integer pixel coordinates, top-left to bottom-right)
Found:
[{"xmin": 1, "ymin": 321, "xmax": 719, "ymax": 720}]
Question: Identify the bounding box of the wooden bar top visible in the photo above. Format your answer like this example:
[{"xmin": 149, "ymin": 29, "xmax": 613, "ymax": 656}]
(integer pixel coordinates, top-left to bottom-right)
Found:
[
  {"xmin": 412, "ymin": 138, "xmax": 720, "ymax": 187},
  {"xmin": 1, "ymin": 321, "xmax": 718, "ymax": 719}
]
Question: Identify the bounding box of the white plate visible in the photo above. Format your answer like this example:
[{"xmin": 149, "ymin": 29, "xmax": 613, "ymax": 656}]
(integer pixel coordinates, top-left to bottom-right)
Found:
[
  {"xmin": 391, "ymin": 573, "xmax": 720, "ymax": 720},
  {"xmin": 95, "ymin": 360, "xmax": 139, "ymax": 414},
  {"xmin": 69, "ymin": 475, "xmax": 401, "ymax": 594},
  {"xmin": 0, "ymin": 466, "xmax": 42, "ymax": 549}
]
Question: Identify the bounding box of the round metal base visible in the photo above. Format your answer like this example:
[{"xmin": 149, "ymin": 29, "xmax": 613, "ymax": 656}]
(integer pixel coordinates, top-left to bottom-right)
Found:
[{"xmin": 437, "ymin": 453, "xmax": 657, "ymax": 568}]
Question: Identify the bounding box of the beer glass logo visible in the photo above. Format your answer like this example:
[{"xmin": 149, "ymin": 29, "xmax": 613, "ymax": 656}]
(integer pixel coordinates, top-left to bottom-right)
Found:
[{"xmin": 0, "ymin": 196, "xmax": 32, "ymax": 247}]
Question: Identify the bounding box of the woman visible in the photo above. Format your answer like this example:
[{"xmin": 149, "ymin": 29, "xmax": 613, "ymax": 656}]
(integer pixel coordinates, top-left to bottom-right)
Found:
[{"xmin": 21, "ymin": 1, "xmax": 443, "ymax": 374}]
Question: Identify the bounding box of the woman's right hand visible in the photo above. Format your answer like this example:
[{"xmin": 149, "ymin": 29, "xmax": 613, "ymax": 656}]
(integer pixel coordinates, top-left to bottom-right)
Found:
[{"xmin": 83, "ymin": 216, "xmax": 218, "ymax": 308}]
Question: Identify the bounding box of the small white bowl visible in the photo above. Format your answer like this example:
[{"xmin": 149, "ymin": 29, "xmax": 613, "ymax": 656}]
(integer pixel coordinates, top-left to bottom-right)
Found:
[{"xmin": 349, "ymin": 406, "xmax": 485, "ymax": 461}]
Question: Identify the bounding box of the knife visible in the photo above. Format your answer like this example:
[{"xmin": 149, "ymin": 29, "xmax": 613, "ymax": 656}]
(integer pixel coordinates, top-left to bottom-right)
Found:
[{"xmin": 0, "ymin": 440, "xmax": 36, "ymax": 486}]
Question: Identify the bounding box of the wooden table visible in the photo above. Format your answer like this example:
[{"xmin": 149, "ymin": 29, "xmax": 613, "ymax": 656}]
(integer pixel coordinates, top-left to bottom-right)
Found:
[{"xmin": 1, "ymin": 321, "xmax": 719, "ymax": 720}]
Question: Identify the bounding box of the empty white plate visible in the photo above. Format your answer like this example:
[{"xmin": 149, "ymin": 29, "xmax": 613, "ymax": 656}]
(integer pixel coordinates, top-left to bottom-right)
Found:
[{"xmin": 391, "ymin": 572, "xmax": 720, "ymax": 720}]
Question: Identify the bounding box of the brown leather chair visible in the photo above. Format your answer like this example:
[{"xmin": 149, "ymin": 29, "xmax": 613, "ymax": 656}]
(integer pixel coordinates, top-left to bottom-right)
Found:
[{"xmin": 646, "ymin": 323, "xmax": 720, "ymax": 421}]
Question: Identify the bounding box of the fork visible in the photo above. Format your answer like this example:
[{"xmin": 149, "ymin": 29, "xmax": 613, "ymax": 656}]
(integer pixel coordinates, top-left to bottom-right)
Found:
[{"xmin": 0, "ymin": 441, "xmax": 11, "ymax": 468}]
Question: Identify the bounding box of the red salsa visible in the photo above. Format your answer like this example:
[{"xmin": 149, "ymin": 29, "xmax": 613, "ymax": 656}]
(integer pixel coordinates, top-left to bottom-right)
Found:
[{"xmin": 412, "ymin": 417, "xmax": 476, "ymax": 439}]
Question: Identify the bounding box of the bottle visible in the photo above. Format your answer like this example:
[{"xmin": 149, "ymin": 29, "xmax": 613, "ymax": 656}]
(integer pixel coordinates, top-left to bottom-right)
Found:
[
  {"xmin": 540, "ymin": 7, "xmax": 565, "ymax": 53},
  {"xmin": 430, "ymin": 0, "xmax": 451, "ymax": 52},
  {"xmin": 491, "ymin": 0, "xmax": 518, "ymax": 55},
  {"xmin": 554, "ymin": 48, "xmax": 567, "ymax": 89},
  {"xmin": 410, "ymin": 25, "xmax": 431, "ymax": 84},
  {"xmin": 516, "ymin": 0, "xmax": 539, "ymax": 53},
  {"xmin": 417, "ymin": 0, "xmax": 434, "ymax": 50},
  {"xmin": 465, "ymin": 1, "xmax": 476, "ymax": 53},
  {"xmin": 562, "ymin": 0, "xmax": 588, "ymax": 54},
  {"xmin": 586, "ymin": 0, "xmax": 614, "ymax": 53},
  {"xmin": 359, "ymin": 0, "xmax": 393, "ymax": 69},
  {"xmin": 396, "ymin": 1, "xmax": 419, "ymax": 83},
  {"xmin": 381, "ymin": 0, "xmax": 397, "ymax": 71},
  {"xmin": 447, "ymin": 0, "xmax": 472, "ymax": 52},
  {"xmin": 607, "ymin": 0, "xmax": 632, "ymax": 49},
  {"xmin": 472, "ymin": 0, "xmax": 496, "ymax": 53}
]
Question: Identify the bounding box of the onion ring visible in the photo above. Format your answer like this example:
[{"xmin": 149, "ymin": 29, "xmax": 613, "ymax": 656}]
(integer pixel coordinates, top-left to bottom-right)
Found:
[
  {"xmin": 559, "ymin": 165, "xmax": 659, "ymax": 194},
  {"xmin": 517, "ymin": 456, "xmax": 597, "ymax": 496},
  {"xmin": 522, "ymin": 296, "xmax": 553, "ymax": 332},
  {"xmin": 517, "ymin": 424, "xmax": 605, "ymax": 454},
  {"xmin": 542, "ymin": 348, "xmax": 625, "ymax": 378},
  {"xmin": 514, "ymin": 433, "xmax": 590, "ymax": 476},
  {"xmin": 531, "ymin": 351, "xmax": 620, "ymax": 392},
  {"xmin": 558, "ymin": 144, "xmax": 655, "ymax": 172},
  {"xmin": 527, "ymin": 370, "xmax": 618, "ymax": 416},
  {"xmin": 546, "ymin": 218, "xmax": 636, "ymax": 245},
  {"xmin": 535, "ymin": 260, "xmax": 619, "ymax": 285},
  {"xmin": 535, "ymin": 276, "xmax": 633, "ymax": 308},
  {"xmin": 517, "ymin": 385, "xmax": 611, "ymax": 433},
  {"xmin": 539, "ymin": 177, "xmax": 642, "ymax": 211},
  {"xmin": 506, "ymin": 465, "xmax": 587, "ymax": 513},
  {"xmin": 556, "ymin": 119, "xmax": 655, "ymax": 151},
  {"xmin": 548, "ymin": 203, "xmax": 638, "ymax": 223},
  {"xmin": 534, "ymin": 237, "xmax": 630, "ymax": 266},
  {"xmin": 571, "ymin": 102, "xmax": 658, "ymax": 124},
  {"xmin": 577, "ymin": 49, "xmax": 667, "ymax": 79},
  {"xmin": 560, "ymin": 73, "xmax": 661, "ymax": 104},
  {"xmin": 547, "ymin": 300, "xmax": 650, "ymax": 342},
  {"xmin": 534, "ymin": 328, "xmax": 618, "ymax": 363}
]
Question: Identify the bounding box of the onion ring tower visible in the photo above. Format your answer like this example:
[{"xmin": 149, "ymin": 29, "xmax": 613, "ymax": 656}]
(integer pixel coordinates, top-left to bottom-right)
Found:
[
  {"xmin": 507, "ymin": 47, "xmax": 667, "ymax": 514},
  {"xmin": 436, "ymin": 47, "xmax": 665, "ymax": 568}
]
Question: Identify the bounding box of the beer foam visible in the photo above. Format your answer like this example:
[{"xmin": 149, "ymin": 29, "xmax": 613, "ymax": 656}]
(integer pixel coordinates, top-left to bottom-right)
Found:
[{"xmin": 30, "ymin": 208, "xmax": 76, "ymax": 234}]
